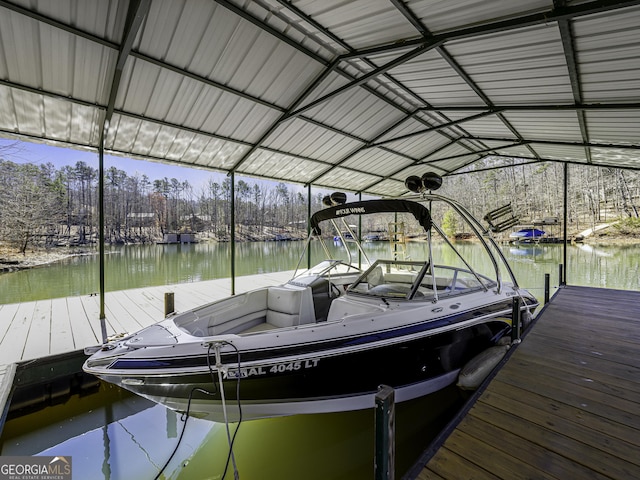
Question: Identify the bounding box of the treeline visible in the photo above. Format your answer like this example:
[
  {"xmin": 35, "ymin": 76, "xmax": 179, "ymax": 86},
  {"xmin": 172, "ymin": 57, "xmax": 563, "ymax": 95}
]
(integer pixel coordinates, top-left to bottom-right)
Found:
[
  {"xmin": 437, "ymin": 160, "xmax": 639, "ymax": 231},
  {"xmin": 0, "ymin": 159, "xmax": 319, "ymax": 253},
  {"xmin": 1, "ymin": 156, "xmax": 639, "ymax": 254}
]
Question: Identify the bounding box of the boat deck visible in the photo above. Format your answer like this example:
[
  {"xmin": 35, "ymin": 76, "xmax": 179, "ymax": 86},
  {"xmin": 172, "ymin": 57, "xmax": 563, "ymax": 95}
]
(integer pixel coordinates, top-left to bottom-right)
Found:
[{"xmin": 411, "ymin": 285, "xmax": 640, "ymax": 479}]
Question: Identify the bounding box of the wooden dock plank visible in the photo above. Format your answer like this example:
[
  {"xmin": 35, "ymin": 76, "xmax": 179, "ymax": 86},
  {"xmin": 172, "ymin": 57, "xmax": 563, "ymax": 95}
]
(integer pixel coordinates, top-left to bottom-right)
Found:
[
  {"xmin": 21, "ymin": 300, "xmax": 52, "ymax": 360},
  {"xmin": 0, "ymin": 304, "xmax": 20, "ymax": 348},
  {"xmin": 423, "ymin": 447, "xmax": 499, "ymax": 480},
  {"xmin": 49, "ymin": 297, "xmax": 77, "ymax": 354},
  {"xmin": 459, "ymin": 411, "xmax": 609, "ymax": 480},
  {"xmin": 64, "ymin": 296, "xmax": 100, "ymax": 347},
  {"xmin": 0, "ymin": 302, "xmax": 36, "ymax": 365},
  {"xmin": 415, "ymin": 286, "xmax": 640, "ymax": 480},
  {"xmin": 480, "ymin": 385, "xmax": 640, "ymax": 468},
  {"xmin": 102, "ymin": 290, "xmax": 153, "ymax": 333},
  {"xmin": 77, "ymin": 295, "xmax": 117, "ymax": 341}
]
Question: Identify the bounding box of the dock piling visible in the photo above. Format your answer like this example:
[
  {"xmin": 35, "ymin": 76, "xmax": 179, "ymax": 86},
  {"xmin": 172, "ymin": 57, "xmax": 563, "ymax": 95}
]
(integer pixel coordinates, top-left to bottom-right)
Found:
[
  {"xmin": 544, "ymin": 273, "xmax": 550, "ymax": 304},
  {"xmin": 375, "ymin": 385, "xmax": 395, "ymax": 480},
  {"xmin": 164, "ymin": 292, "xmax": 175, "ymax": 316}
]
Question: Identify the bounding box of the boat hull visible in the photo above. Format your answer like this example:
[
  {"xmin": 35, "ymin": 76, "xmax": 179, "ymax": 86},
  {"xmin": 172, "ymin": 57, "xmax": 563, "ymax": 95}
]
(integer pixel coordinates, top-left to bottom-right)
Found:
[{"xmin": 89, "ymin": 317, "xmax": 511, "ymax": 421}]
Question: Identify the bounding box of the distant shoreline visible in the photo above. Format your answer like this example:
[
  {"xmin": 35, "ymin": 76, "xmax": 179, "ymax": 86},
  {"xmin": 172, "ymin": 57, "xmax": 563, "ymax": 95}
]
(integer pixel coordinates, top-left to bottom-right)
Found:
[
  {"xmin": 3, "ymin": 232, "xmax": 640, "ymax": 274},
  {"xmin": 0, "ymin": 249, "xmax": 92, "ymax": 273}
]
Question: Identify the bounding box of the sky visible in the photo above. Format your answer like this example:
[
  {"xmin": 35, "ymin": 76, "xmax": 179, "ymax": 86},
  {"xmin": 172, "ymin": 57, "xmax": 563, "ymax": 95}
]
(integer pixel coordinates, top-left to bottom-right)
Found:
[
  {"xmin": 0, "ymin": 137, "xmax": 226, "ymax": 191},
  {"xmin": 0, "ymin": 138, "xmax": 366, "ymax": 201},
  {"xmin": 0, "ymin": 139, "xmax": 388, "ymax": 213}
]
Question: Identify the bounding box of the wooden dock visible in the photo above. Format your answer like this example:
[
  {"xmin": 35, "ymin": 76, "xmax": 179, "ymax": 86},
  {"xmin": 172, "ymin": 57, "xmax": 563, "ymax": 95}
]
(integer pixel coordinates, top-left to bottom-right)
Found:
[
  {"xmin": 410, "ymin": 285, "xmax": 640, "ymax": 479},
  {"xmin": 0, "ymin": 270, "xmax": 294, "ymax": 366},
  {"xmin": 0, "ymin": 270, "xmax": 294, "ymax": 423}
]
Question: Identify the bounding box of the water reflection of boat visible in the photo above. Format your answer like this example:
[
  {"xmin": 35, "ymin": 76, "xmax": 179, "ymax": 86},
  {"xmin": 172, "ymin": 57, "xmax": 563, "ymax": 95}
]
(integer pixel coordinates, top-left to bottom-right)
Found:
[
  {"xmin": 84, "ymin": 178, "xmax": 537, "ymax": 422},
  {"xmin": 509, "ymin": 246, "xmax": 545, "ymax": 257}
]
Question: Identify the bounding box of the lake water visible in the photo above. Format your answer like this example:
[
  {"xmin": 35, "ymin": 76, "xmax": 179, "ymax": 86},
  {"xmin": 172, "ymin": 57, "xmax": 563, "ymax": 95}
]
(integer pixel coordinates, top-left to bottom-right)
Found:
[
  {"xmin": 1, "ymin": 239, "xmax": 640, "ymax": 479},
  {"xmin": 1, "ymin": 240, "xmax": 640, "ymax": 304}
]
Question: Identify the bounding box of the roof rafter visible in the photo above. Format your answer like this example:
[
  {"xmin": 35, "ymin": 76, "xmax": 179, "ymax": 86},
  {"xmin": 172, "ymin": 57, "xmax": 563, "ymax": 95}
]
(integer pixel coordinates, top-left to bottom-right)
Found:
[{"xmin": 554, "ymin": 0, "xmax": 592, "ymax": 163}]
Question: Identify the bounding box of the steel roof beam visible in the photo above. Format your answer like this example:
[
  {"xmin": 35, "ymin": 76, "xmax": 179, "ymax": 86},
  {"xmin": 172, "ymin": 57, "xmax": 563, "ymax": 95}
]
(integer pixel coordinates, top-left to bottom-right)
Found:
[
  {"xmin": 555, "ymin": 0, "xmax": 592, "ymax": 163},
  {"xmin": 457, "ymin": 136, "xmax": 640, "ymax": 151},
  {"xmin": 416, "ymin": 104, "xmax": 640, "ymax": 111},
  {"xmin": 104, "ymin": 0, "xmax": 151, "ymax": 126}
]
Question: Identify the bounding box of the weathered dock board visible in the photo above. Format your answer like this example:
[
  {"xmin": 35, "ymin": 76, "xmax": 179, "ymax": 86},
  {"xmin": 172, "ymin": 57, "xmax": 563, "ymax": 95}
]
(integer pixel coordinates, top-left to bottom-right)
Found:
[
  {"xmin": 0, "ymin": 270, "xmax": 295, "ymax": 366},
  {"xmin": 412, "ymin": 286, "xmax": 640, "ymax": 480}
]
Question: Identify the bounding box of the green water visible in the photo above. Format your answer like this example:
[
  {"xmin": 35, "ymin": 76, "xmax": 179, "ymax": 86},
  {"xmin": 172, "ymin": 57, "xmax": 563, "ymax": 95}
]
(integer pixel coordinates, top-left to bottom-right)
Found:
[
  {"xmin": 0, "ymin": 382, "xmax": 462, "ymax": 479},
  {"xmin": 2, "ymin": 240, "xmax": 640, "ymax": 305}
]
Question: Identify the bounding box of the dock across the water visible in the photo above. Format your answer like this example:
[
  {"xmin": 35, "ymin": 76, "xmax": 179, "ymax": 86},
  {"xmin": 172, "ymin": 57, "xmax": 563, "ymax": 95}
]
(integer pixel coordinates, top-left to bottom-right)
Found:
[{"xmin": 409, "ymin": 285, "xmax": 640, "ymax": 480}]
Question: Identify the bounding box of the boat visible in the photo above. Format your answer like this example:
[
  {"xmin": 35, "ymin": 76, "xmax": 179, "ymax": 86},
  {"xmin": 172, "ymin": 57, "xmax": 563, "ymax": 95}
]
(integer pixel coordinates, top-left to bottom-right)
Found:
[
  {"xmin": 509, "ymin": 228, "xmax": 546, "ymax": 242},
  {"xmin": 83, "ymin": 174, "xmax": 538, "ymax": 422}
]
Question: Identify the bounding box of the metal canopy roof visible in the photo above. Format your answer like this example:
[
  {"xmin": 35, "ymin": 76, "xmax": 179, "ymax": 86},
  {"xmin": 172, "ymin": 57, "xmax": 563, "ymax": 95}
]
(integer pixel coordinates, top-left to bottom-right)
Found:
[{"xmin": 1, "ymin": 0, "xmax": 639, "ymax": 196}]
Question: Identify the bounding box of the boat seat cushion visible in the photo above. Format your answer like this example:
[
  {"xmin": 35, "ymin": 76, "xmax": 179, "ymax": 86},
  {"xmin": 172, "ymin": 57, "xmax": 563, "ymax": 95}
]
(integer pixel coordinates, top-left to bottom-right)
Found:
[{"xmin": 266, "ymin": 285, "xmax": 315, "ymax": 328}]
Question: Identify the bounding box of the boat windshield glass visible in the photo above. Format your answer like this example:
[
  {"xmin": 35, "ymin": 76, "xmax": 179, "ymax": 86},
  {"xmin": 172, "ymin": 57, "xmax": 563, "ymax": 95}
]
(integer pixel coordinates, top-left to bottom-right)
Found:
[
  {"xmin": 347, "ymin": 260, "xmax": 427, "ymax": 299},
  {"xmin": 347, "ymin": 260, "xmax": 495, "ymax": 300},
  {"xmin": 300, "ymin": 260, "xmax": 362, "ymax": 277}
]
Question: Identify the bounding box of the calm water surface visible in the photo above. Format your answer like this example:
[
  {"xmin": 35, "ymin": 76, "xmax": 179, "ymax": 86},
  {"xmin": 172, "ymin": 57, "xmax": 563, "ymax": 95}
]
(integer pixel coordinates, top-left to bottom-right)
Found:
[
  {"xmin": 2, "ymin": 240, "xmax": 640, "ymax": 304},
  {"xmin": 1, "ymin": 240, "xmax": 640, "ymax": 479},
  {"xmin": 0, "ymin": 382, "xmax": 462, "ymax": 479}
]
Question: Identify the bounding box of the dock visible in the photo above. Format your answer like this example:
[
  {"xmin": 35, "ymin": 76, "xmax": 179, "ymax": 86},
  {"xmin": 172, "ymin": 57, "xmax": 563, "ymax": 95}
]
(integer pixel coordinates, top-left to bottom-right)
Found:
[
  {"xmin": 0, "ymin": 270, "xmax": 294, "ymax": 425},
  {"xmin": 410, "ymin": 285, "xmax": 640, "ymax": 479}
]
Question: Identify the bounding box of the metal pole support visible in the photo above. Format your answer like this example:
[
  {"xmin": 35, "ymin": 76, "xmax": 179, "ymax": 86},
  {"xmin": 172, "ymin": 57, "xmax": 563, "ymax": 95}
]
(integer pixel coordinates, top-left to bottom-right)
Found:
[
  {"xmin": 511, "ymin": 296, "xmax": 522, "ymax": 343},
  {"xmin": 558, "ymin": 264, "xmax": 565, "ymax": 287},
  {"xmin": 544, "ymin": 273, "xmax": 550, "ymax": 304},
  {"xmin": 375, "ymin": 385, "xmax": 395, "ymax": 480},
  {"xmin": 164, "ymin": 292, "xmax": 175, "ymax": 317}
]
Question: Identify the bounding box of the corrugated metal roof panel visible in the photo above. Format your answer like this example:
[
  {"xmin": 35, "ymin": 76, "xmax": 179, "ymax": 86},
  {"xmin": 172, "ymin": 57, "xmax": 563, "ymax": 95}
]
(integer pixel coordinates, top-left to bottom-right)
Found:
[
  {"xmin": 587, "ymin": 111, "xmax": 640, "ymax": 145},
  {"xmin": 288, "ymin": 0, "xmax": 418, "ymax": 50},
  {"xmin": 502, "ymin": 112, "xmax": 582, "ymax": 142},
  {"xmin": 591, "ymin": 147, "xmax": 640, "ymax": 168},
  {"xmin": 389, "ymin": 49, "xmax": 485, "ymax": 106},
  {"xmin": 423, "ymin": 141, "xmax": 477, "ymax": 161},
  {"xmin": 410, "ymin": 0, "xmax": 552, "ymax": 34},
  {"xmin": 263, "ymin": 118, "xmax": 364, "ymax": 162},
  {"xmin": 574, "ymin": 7, "xmax": 640, "ymax": 103},
  {"xmin": 530, "ymin": 143, "xmax": 586, "ymax": 163},
  {"xmin": 366, "ymin": 178, "xmax": 407, "ymax": 197},
  {"xmin": 428, "ymin": 154, "xmax": 485, "ymax": 174},
  {"xmin": 315, "ymin": 166, "xmax": 381, "ymax": 192},
  {"xmin": 302, "ymin": 88, "xmax": 408, "ymax": 140},
  {"xmin": 239, "ymin": 150, "xmax": 328, "ymax": 183},
  {"xmin": 455, "ymin": 115, "xmax": 517, "ymax": 139},
  {"xmin": 489, "ymin": 145, "xmax": 536, "ymax": 159},
  {"xmin": 447, "ymin": 24, "xmax": 574, "ymax": 105},
  {"xmin": 376, "ymin": 129, "xmax": 454, "ymax": 160},
  {"xmin": 341, "ymin": 148, "xmax": 414, "ymax": 177},
  {"xmin": 15, "ymin": 0, "xmax": 127, "ymax": 43}
]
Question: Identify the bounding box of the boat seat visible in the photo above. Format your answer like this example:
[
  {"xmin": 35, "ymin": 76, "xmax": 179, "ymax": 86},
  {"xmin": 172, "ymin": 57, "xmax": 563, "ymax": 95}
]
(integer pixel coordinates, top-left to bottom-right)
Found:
[{"xmin": 266, "ymin": 285, "xmax": 315, "ymax": 328}]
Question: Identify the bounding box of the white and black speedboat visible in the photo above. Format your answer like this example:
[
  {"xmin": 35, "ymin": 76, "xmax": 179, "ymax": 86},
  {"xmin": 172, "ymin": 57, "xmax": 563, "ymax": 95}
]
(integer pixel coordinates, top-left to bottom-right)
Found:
[{"xmin": 84, "ymin": 178, "xmax": 538, "ymax": 422}]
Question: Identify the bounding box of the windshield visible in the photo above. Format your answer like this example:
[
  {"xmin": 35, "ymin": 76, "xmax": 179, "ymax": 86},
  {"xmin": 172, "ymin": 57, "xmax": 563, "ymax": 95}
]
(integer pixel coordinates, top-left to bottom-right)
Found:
[
  {"xmin": 300, "ymin": 259, "xmax": 362, "ymax": 277},
  {"xmin": 347, "ymin": 260, "xmax": 428, "ymax": 299},
  {"xmin": 347, "ymin": 260, "xmax": 495, "ymax": 300}
]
